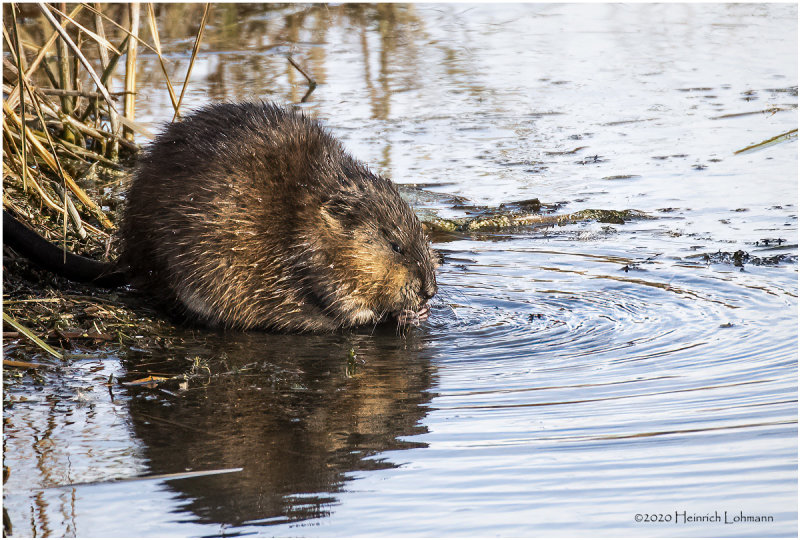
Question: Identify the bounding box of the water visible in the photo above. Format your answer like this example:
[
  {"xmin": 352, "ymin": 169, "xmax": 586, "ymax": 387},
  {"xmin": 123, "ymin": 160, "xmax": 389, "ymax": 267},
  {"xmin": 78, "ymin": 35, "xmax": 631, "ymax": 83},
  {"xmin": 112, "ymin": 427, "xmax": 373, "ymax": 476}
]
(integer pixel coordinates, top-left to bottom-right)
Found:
[{"xmin": 3, "ymin": 3, "xmax": 797, "ymax": 537}]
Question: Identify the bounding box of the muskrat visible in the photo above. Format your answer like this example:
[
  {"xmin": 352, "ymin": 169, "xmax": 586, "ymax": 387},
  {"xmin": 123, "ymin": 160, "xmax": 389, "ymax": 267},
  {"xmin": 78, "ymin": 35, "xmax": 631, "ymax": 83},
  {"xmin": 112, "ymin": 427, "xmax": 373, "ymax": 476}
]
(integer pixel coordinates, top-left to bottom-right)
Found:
[{"xmin": 114, "ymin": 102, "xmax": 438, "ymax": 332}]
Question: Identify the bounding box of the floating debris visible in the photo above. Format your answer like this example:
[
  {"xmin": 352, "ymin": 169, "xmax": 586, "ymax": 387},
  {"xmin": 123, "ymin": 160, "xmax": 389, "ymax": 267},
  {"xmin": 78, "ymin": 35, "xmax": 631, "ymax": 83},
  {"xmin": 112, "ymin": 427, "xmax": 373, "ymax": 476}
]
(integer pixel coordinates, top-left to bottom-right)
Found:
[
  {"xmin": 122, "ymin": 375, "xmax": 169, "ymax": 388},
  {"xmin": 424, "ymin": 208, "xmax": 651, "ymax": 233},
  {"xmin": 687, "ymin": 250, "xmax": 798, "ymax": 267},
  {"xmin": 734, "ymin": 129, "xmax": 798, "ymax": 155},
  {"xmin": 544, "ymin": 146, "xmax": 587, "ymax": 156},
  {"xmin": 712, "ymin": 106, "xmax": 795, "ymax": 120}
]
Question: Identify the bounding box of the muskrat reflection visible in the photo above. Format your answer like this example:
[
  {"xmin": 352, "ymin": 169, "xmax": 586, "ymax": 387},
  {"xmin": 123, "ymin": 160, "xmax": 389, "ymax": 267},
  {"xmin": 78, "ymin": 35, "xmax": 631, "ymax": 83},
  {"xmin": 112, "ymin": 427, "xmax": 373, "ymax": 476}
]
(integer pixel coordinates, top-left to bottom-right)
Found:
[{"xmin": 126, "ymin": 331, "xmax": 435, "ymax": 527}]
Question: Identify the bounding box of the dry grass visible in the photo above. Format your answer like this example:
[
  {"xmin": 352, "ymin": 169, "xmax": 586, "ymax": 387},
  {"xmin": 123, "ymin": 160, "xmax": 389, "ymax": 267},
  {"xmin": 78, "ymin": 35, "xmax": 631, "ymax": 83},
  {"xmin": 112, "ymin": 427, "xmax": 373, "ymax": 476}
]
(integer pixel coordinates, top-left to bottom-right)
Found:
[
  {"xmin": 2, "ymin": 3, "xmax": 211, "ymax": 251},
  {"xmin": 3, "ymin": 2, "xmax": 211, "ymax": 357}
]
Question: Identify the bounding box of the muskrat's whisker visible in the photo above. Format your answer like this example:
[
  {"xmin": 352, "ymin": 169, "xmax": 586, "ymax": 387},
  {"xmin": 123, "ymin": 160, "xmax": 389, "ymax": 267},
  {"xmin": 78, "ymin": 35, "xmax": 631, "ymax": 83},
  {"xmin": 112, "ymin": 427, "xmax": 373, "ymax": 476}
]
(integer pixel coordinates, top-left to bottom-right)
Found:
[
  {"xmin": 438, "ymin": 286, "xmax": 470, "ymax": 305},
  {"xmin": 369, "ymin": 309, "xmax": 387, "ymax": 336},
  {"xmin": 445, "ymin": 302, "xmax": 463, "ymax": 322},
  {"xmin": 434, "ymin": 289, "xmax": 471, "ymax": 320}
]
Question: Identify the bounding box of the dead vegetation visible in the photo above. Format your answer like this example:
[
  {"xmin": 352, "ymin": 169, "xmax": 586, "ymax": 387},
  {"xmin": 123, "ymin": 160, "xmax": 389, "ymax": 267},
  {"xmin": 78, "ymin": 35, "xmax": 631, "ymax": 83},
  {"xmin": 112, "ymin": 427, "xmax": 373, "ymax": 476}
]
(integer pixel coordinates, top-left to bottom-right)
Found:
[
  {"xmin": 2, "ymin": 3, "xmax": 215, "ymax": 256},
  {"xmin": 2, "ymin": 3, "xmax": 213, "ymax": 359}
]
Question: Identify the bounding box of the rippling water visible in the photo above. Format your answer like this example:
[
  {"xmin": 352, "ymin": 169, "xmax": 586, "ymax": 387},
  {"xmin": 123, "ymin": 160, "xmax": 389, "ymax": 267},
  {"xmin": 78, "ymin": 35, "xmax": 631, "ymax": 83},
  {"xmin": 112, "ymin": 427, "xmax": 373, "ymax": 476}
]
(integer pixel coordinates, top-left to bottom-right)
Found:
[{"xmin": 3, "ymin": 3, "xmax": 797, "ymax": 537}]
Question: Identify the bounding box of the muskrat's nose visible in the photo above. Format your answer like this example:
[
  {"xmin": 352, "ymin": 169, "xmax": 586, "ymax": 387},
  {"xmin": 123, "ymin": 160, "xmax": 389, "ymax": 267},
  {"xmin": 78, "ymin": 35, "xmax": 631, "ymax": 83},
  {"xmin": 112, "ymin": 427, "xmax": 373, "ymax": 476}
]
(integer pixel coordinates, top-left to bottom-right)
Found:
[{"xmin": 422, "ymin": 280, "xmax": 437, "ymax": 301}]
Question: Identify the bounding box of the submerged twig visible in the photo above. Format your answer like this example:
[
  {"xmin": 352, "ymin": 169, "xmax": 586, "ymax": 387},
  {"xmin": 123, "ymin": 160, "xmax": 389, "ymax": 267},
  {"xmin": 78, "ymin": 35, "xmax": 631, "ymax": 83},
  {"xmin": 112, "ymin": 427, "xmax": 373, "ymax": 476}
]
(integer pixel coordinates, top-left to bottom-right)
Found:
[
  {"xmin": 3, "ymin": 359, "xmax": 52, "ymax": 370},
  {"xmin": 47, "ymin": 468, "xmax": 243, "ymax": 489},
  {"xmin": 288, "ymin": 55, "xmax": 317, "ymax": 88},
  {"xmin": 288, "ymin": 55, "xmax": 318, "ymax": 102}
]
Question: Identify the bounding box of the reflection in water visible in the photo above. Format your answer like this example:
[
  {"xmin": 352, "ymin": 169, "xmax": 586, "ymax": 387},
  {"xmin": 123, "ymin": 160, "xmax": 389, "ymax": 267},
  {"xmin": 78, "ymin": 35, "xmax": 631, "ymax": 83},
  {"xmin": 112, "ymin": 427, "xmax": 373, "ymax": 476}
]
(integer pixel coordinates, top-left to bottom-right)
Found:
[
  {"xmin": 130, "ymin": 4, "xmax": 425, "ymax": 129},
  {"xmin": 125, "ymin": 331, "xmax": 435, "ymax": 527}
]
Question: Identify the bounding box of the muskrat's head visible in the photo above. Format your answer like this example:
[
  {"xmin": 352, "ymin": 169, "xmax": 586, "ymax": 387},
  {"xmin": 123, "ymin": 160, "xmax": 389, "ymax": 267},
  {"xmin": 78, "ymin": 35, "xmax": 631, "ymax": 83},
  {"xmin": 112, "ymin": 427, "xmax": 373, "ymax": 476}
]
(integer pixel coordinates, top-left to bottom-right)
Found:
[{"xmin": 309, "ymin": 182, "xmax": 438, "ymax": 328}]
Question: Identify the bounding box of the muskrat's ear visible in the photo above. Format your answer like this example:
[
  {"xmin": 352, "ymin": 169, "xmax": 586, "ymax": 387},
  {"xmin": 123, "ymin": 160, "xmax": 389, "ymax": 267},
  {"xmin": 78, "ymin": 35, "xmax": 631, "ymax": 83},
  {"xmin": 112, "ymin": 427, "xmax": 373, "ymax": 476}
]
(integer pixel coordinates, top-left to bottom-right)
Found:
[
  {"xmin": 321, "ymin": 197, "xmax": 350, "ymax": 219},
  {"xmin": 320, "ymin": 196, "xmax": 357, "ymax": 231}
]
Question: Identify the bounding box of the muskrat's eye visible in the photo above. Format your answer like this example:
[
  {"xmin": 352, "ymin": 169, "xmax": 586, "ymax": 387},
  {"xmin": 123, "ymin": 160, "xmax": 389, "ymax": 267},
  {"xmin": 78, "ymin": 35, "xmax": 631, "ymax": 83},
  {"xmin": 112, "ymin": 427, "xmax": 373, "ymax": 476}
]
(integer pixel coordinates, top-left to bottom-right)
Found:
[{"xmin": 391, "ymin": 242, "xmax": 403, "ymax": 255}]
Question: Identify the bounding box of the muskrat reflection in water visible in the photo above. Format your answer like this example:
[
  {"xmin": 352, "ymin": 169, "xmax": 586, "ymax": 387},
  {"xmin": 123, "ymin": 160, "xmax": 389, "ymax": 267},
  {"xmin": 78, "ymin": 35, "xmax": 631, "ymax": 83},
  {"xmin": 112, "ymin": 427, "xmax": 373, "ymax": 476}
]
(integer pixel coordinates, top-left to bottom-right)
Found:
[{"xmin": 119, "ymin": 102, "xmax": 438, "ymax": 332}]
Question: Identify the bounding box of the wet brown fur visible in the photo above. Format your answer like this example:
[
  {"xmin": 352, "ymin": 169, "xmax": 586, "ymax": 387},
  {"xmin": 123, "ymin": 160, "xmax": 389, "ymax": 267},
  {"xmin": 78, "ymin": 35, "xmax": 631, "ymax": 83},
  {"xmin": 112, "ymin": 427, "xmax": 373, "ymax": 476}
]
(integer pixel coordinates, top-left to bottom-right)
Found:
[{"xmin": 119, "ymin": 102, "xmax": 437, "ymax": 332}]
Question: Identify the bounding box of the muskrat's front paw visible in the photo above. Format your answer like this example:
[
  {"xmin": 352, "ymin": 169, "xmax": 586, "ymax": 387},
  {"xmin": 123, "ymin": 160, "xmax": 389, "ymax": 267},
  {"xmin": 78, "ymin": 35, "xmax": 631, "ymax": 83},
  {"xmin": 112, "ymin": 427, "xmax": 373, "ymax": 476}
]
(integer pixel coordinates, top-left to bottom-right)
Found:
[{"xmin": 396, "ymin": 304, "xmax": 431, "ymax": 326}]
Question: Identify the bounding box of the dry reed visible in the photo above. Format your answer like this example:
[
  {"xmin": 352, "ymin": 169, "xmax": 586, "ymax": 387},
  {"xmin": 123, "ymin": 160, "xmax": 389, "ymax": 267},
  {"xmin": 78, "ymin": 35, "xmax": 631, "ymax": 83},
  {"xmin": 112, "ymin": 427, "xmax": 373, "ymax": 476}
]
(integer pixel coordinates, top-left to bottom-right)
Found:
[
  {"xmin": 2, "ymin": 3, "xmax": 211, "ymax": 247},
  {"xmin": 2, "ymin": 2, "xmax": 210, "ymax": 357}
]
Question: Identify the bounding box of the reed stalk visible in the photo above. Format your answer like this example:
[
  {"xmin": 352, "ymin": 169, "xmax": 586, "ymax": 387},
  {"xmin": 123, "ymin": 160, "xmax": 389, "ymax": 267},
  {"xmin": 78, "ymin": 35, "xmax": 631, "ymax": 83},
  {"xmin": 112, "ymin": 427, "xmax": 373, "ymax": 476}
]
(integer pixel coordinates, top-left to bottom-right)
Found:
[
  {"xmin": 173, "ymin": 3, "xmax": 211, "ymax": 121},
  {"xmin": 93, "ymin": 3, "xmax": 120, "ymax": 159},
  {"xmin": 123, "ymin": 3, "xmax": 139, "ymax": 140},
  {"xmin": 147, "ymin": 2, "xmax": 179, "ymax": 116},
  {"xmin": 56, "ymin": 4, "xmax": 74, "ymax": 117},
  {"xmin": 9, "ymin": 5, "xmax": 27, "ymax": 192}
]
